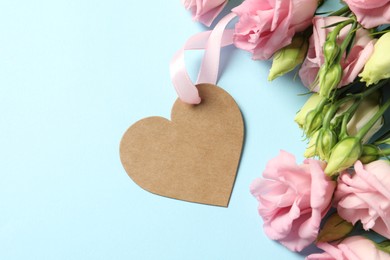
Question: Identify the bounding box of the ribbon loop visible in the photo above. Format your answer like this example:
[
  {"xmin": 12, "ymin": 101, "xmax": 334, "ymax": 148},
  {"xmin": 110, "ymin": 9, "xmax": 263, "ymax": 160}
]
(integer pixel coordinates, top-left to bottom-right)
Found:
[{"xmin": 169, "ymin": 13, "xmax": 237, "ymax": 104}]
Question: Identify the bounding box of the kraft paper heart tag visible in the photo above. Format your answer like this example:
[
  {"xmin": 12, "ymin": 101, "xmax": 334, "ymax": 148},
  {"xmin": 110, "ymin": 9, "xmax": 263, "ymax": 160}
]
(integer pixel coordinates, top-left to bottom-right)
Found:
[
  {"xmin": 120, "ymin": 13, "xmax": 243, "ymax": 206},
  {"xmin": 120, "ymin": 83, "xmax": 243, "ymax": 206}
]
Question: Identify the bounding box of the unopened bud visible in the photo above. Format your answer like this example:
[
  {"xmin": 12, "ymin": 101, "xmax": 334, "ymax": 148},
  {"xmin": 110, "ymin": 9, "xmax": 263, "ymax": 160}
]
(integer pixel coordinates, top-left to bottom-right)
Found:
[
  {"xmin": 268, "ymin": 35, "xmax": 308, "ymax": 81},
  {"xmin": 359, "ymin": 144, "xmax": 380, "ymax": 164},
  {"xmin": 360, "ymin": 32, "xmax": 390, "ymax": 86},
  {"xmin": 304, "ymin": 110, "xmax": 323, "ymax": 137},
  {"xmin": 325, "ymin": 137, "xmax": 362, "ymax": 176},
  {"xmin": 319, "ymin": 63, "xmax": 342, "ymax": 98},
  {"xmin": 317, "ymin": 213, "xmax": 353, "ymax": 242},
  {"xmin": 317, "ymin": 128, "xmax": 337, "ymax": 161},
  {"xmin": 304, "ymin": 130, "xmax": 319, "ymax": 158},
  {"xmin": 323, "ymin": 39, "xmax": 340, "ymax": 65},
  {"xmin": 295, "ymin": 94, "xmax": 325, "ymax": 128}
]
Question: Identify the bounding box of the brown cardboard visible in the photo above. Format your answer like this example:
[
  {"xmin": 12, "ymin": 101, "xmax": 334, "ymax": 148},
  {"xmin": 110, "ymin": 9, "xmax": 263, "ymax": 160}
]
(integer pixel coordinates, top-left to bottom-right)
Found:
[{"xmin": 119, "ymin": 84, "xmax": 244, "ymax": 207}]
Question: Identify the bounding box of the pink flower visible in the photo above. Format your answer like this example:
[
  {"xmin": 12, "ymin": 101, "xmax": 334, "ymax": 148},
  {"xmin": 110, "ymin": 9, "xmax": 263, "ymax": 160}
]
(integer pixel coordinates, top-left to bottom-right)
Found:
[
  {"xmin": 299, "ymin": 16, "xmax": 375, "ymax": 91},
  {"xmin": 182, "ymin": 0, "xmax": 228, "ymax": 27},
  {"xmin": 232, "ymin": 0, "xmax": 318, "ymax": 60},
  {"xmin": 344, "ymin": 0, "xmax": 390, "ymax": 29},
  {"xmin": 335, "ymin": 160, "xmax": 390, "ymax": 239},
  {"xmin": 251, "ymin": 151, "xmax": 336, "ymax": 251},
  {"xmin": 306, "ymin": 236, "xmax": 390, "ymax": 260}
]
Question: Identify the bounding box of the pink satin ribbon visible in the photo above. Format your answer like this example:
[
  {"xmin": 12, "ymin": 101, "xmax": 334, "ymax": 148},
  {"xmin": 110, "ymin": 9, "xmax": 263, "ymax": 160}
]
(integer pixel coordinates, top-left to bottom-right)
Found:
[{"xmin": 170, "ymin": 12, "xmax": 237, "ymax": 104}]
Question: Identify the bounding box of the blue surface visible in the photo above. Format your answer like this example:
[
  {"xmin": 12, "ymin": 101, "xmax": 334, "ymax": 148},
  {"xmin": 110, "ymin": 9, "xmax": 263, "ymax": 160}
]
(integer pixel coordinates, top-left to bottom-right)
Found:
[{"xmin": 0, "ymin": 1, "xmax": 339, "ymax": 259}]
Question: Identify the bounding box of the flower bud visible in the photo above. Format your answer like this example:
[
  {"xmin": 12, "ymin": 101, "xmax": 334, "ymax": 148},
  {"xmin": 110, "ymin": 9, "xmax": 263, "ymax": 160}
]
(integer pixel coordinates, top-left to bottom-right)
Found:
[
  {"xmin": 295, "ymin": 94, "xmax": 325, "ymax": 128},
  {"xmin": 360, "ymin": 32, "xmax": 390, "ymax": 86},
  {"xmin": 319, "ymin": 63, "xmax": 342, "ymax": 98},
  {"xmin": 323, "ymin": 39, "xmax": 339, "ymax": 65},
  {"xmin": 359, "ymin": 144, "xmax": 380, "ymax": 164},
  {"xmin": 304, "ymin": 130, "xmax": 319, "ymax": 158},
  {"xmin": 317, "ymin": 128, "xmax": 337, "ymax": 161},
  {"xmin": 304, "ymin": 109, "xmax": 323, "ymax": 137},
  {"xmin": 317, "ymin": 213, "xmax": 353, "ymax": 242},
  {"xmin": 268, "ymin": 35, "xmax": 309, "ymax": 81},
  {"xmin": 325, "ymin": 137, "xmax": 362, "ymax": 176}
]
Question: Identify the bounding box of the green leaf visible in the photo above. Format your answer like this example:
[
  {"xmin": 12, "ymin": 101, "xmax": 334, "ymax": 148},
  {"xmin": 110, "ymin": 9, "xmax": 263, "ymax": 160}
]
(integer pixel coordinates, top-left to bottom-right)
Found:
[
  {"xmin": 317, "ymin": 213, "xmax": 354, "ymax": 242},
  {"xmin": 322, "ymin": 21, "xmax": 345, "ymax": 29},
  {"xmin": 345, "ymin": 30, "xmax": 356, "ymax": 58},
  {"xmin": 315, "ymin": 11, "xmax": 331, "ymax": 15}
]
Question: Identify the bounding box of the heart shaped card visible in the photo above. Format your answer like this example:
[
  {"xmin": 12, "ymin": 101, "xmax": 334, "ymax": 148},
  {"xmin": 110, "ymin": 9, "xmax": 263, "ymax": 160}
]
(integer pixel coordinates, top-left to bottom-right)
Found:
[{"xmin": 120, "ymin": 84, "xmax": 244, "ymax": 206}]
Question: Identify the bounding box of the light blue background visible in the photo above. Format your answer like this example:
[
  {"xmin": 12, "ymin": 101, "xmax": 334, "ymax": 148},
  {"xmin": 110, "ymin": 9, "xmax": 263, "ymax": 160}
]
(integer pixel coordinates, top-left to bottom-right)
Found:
[{"xmin": 0, "ymin": 1, "xmax": 338, "ymax": 259}]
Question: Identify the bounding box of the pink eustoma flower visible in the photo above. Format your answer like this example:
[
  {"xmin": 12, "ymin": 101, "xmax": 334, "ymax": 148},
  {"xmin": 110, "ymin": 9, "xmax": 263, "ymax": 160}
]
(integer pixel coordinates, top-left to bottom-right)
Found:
[
  {"xmin": 344, "ymin": 0, "xmax": 390, "ymax": 29},
  {"xmin": 335, "ymin": 160, "xmax": 390, "ymax": 239},
  {"xmin": 251, "ymin": 150, "xmax": 336, "ymax": 251},
  {"xmin": 306, "ymin": 236, "xmax": 390, "ymax": 260},
  {"xmin": 182, "ymin": 0, "xmax": 228, "ymax": 27},
  {"xmin": 233, "ymin": 0, "xmax": 318, "ymax": 60}
]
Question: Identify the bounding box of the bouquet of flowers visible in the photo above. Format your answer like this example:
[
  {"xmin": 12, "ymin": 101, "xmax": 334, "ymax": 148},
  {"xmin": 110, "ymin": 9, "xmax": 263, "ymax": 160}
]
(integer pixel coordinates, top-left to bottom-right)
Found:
[{"xmin": 183, "ymin": 0, "xmax": 390, "ymax": 258}]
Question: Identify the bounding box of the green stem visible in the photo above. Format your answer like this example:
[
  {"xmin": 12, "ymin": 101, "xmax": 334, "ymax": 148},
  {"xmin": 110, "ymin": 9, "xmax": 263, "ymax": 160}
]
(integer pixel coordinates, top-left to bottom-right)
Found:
[
  {"xmin": 323, "ymin": 95, "xmax": 356, "ymax": 128},
  {"xmin": 337, "ymin": 20, "xmax": 358, "ymax": 62},
  {"xmin": 344, "ymin": 99, "xmax": 361, "ymax": 122},
  {"xmin": 329, "ymin": 6, "xmax": 350, "ymax": 17},
  {"xmin": 322, "ymin": 80, "xmax": 384, "ymax": 130},
  {"xmin": 375, "ymin": 135, "xmax": 390, "ymax": 145},
  {"xmin": 328, "ymin": 20, "xmax": 354, "ymax": 42},
  {"xmin": 339, "ymin": 100, "xmax": 361, "ymax": 139},
  {"xmin": 370, "ymin": 29, "xmax": 390, "ymax": 37},
  {"xmin": 339, "ymin": 112, "xmax": 351, "ymax": 140},
  {"xmin": 356, "ymin": 98, "xmax": 390, "ymax": 140},
  {"xmin": 317, "ymin": 96, "xmax": 329, "ymax": 111},
  {"xmin": 358, "ymin": 79, "xmax": 389, "ymax": 98}
]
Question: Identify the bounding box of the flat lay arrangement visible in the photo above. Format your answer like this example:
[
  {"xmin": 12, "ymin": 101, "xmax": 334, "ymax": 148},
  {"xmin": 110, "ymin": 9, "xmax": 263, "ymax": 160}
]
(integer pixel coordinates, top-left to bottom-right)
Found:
[
  {"xmin": 180, "ymin": 0, "xmax": 390, "ymax": 259},
  {"xmin": 2, "ymin": 1, "xmax": 390, "ymax": 259}
]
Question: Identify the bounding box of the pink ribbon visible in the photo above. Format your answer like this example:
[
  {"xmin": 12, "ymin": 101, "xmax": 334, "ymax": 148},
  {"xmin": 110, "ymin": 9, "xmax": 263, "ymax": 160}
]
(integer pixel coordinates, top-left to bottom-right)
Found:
[{"xmin": 170, "ymin": 12, "xmax": 237, "ymax": 104}]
